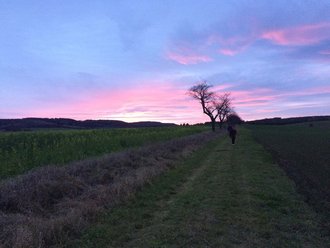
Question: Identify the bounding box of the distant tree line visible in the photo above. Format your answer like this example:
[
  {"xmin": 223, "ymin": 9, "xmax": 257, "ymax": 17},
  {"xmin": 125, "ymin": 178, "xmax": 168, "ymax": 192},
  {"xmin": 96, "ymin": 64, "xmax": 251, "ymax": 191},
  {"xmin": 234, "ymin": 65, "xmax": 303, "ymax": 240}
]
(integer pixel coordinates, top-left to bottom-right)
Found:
[
  {"xmin": 0, "ymin": 118, "xmax": 176, "ymax": 132},
  {"xmin": 247, "ymin": 116, "xmax": 330, "ymax": 125}
]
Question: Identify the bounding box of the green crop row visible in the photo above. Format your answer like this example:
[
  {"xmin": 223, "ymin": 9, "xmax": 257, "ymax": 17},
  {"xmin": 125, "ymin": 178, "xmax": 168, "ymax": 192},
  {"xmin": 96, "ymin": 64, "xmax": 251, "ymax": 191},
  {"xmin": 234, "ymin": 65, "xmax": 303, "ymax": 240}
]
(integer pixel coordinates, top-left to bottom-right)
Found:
[{"xmin": 0, "ymin": 126, "xmax": 208, "ymax": 179}]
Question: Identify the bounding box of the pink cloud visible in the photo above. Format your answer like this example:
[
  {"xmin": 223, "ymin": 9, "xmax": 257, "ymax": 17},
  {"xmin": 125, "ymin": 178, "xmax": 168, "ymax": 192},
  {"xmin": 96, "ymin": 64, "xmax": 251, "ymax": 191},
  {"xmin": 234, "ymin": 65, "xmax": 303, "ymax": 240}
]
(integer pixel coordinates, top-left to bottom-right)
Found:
[
  {"xmin": 205, "ymin": 22, "xmax": 330, "ymax": 57},
  {"xmin": 168, "ymin": 22, "xmax": 330, "ymax": 62},
  {"xmin": 207, "ymin": 34, "xmax": 253, "ymax": 56},
  {"xmin": 219, "ymin": 49, "xmax": 239, "ymax": 56},
  {"xmin": 213, "ymin": 84, "xmax": 235, "ymax": 92},
  {"xmin": 166, "ymin": 51, "xmax": 212, "ymax": 65},
  {"xmin": 319, "ymin": 50, "xmax": 330, "ymax": 55},
  {"xmin": 12, "ymin": 81, "xmax": 330, "ymax": 124},
  {"xmin": 234, "ymin": 85, "xmax": 330, "ymax": 120},
  {"xmin": 232, "ymin": 85, "xmax": 330, "ymax": 110},
  {"xmin": 231, "ymin": 88, "xmax": 277, "ymax": 107},
  {"xmin": 84, "ymin": 82, "xmax": 208, "ymax": 123},
  {"xmin": 261, "ymin": 23, "xmax": 330, "ymax": 46},
  {"xmin": 223, "ymin": 88, "xmax": 281, "ymax": 120},
  {"xmin": 309, "ymin": 85, "xmax": 330, "ymax": 93},
  {"xmin": 279, "ymin": 85, "xmax": 330, "ymax": 100},
  {"xmin": 207, "ymin": 35, "xmax": 248, "ymax": 47},
  {"xmin": 23, "ymin": 81, "xmax": 207, "ymax": 124}
]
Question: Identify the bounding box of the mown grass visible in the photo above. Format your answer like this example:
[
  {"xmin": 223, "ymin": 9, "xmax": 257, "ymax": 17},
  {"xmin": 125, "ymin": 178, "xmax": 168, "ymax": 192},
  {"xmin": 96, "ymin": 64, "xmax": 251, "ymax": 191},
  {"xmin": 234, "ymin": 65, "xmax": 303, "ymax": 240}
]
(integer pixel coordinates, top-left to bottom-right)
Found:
[
  {"xmin": 0, "ymin": 126, "xmax": 206, "ymax": 179},
  {"xmin": 70, "ymin": 137, "xmax": 220, "ymax": 248},
  {"xmin": 0, "ymin": 131, "xmax": 217, "ymax": 247},
  {"xmin": 248, "ymin": 121, "xmax": 330, "ymax": 231},
  {"xmin": 73, "ymin": 128, "xmax": 328, "ymax": 247}
]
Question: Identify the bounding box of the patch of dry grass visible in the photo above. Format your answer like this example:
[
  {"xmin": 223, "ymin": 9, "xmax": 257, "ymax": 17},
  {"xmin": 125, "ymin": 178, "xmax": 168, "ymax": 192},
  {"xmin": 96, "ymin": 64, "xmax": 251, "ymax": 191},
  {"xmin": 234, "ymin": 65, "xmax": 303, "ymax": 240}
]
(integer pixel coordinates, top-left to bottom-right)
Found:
[{"xmin": 0, "ymin": 131, "xmax": 217, "ymax": 247}]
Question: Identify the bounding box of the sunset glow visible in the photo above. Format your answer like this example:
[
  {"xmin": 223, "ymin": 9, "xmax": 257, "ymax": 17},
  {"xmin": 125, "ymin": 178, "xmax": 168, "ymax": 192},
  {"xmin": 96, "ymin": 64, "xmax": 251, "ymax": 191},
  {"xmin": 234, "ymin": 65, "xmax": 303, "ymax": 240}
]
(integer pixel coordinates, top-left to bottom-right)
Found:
[
  {"xmin": 1, "ymin": 0, "xmax": 330, "ymax": 123},
  {"xmin": 261, "ymin": 23, "xmax": 330, "ymax": 46}
]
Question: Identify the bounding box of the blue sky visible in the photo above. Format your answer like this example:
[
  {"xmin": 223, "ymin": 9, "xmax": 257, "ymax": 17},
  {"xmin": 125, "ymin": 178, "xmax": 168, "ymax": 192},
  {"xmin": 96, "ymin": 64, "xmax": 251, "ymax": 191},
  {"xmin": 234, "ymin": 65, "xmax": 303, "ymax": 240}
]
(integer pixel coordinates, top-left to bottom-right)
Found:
[{"xmin": 1, "ymin": 0, "xmax": 330, "ymax": 123}]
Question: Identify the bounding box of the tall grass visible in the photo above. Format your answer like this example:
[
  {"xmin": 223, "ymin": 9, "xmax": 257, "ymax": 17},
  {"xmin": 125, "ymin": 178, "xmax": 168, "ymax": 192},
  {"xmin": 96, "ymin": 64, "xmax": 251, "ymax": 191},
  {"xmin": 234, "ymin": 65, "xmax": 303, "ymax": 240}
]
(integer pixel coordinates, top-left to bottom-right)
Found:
[
  {"xmin": 0, "ymin": 131, "xmax": 217, "ymax": 247},
  {"xmin": 0, "ymin": 126, "xmax": 207, "ymax": 179}
]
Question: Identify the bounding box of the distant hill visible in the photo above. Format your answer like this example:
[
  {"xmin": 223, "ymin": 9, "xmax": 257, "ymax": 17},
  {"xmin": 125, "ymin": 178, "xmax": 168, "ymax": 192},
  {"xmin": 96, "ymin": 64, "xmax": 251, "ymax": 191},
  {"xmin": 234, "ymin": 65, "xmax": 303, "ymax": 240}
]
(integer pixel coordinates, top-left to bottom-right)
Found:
[
  {"xmin": 246, "ymin": 115, "xmax": 330, "ymax": 125},
  {"xmin": 0, "ymin": 118, "xmax": 176, "ymax": 131}
]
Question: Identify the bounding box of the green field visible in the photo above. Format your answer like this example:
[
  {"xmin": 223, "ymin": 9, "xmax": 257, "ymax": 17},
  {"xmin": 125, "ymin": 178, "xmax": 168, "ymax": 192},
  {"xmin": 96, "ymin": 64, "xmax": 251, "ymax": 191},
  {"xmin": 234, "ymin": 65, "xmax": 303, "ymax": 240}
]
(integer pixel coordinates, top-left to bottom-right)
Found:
[
  {"xmin": 247, "ymin": 121, "xmax": 330, "ymax": 228},
  {"xmin": 1, "ymin": 123, "xmax": 329, "ymax": 246},
  {"xmin": 72, "ymin": 128, "xmax": 328, "ymax": 247},
  {"xmin": 0, "ymin": 126, "xmax": 207, "ymax": 179}
]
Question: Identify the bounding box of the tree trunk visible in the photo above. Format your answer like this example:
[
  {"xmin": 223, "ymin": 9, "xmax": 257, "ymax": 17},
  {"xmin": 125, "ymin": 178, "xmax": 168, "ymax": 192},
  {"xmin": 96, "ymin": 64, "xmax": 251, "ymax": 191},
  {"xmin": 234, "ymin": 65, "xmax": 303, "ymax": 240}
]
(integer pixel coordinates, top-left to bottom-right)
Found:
[{"xmin": 211, "ymin": 118, "xmax": 216, "ymax": 132}]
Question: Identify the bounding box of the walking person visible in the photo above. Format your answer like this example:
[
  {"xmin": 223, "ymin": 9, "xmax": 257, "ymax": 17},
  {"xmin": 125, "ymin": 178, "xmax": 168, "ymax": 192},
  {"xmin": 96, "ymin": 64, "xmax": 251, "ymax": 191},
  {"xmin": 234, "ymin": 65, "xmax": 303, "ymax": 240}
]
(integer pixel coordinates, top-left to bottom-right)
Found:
[{"xmin": 227, "ymin": 125, "xmax": 237, "ymax": 145}]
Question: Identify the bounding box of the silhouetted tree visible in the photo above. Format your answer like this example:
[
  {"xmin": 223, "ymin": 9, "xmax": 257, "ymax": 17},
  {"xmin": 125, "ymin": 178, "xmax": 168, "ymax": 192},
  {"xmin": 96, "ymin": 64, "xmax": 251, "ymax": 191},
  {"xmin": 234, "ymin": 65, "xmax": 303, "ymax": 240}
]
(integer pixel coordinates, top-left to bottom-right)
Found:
[
  {"xmin": 215, "ymin": 93, "xmax": 232, "ymax": 129},
  {"xmin": 188, "ymin": 81, "xmax": 219, "ymax": 131},
  {"xmin": 227, "ymin": 113, "xmax": 244, "ymax": 125}
]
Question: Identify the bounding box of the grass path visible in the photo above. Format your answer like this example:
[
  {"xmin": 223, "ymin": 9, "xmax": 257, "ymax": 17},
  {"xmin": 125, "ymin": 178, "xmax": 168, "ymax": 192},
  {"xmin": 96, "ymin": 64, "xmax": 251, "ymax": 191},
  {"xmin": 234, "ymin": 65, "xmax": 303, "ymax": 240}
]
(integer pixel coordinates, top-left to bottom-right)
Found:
[{"xmin": 73, "ymin": 128, "xmax": 328, "ymax": 247}]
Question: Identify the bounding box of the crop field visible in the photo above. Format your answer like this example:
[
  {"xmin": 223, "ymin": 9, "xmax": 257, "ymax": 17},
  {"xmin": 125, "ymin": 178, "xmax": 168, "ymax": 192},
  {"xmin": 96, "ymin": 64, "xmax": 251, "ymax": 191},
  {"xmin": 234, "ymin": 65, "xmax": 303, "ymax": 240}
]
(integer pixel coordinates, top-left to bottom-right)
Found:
[
  {"xmin": 0, "ymin": 126, "xmax": 207, "ymax": 179},
  {"xmin": 248, "ymin": 121, "xmax": 330, "ymax": 230},
  {"xmin": 1, "ymin": 126, "xmax": 329, "ymax": 247},
  {"xmin": 0, "ymin": 130, "xmax": 217, "ymax": 247},
  {"xmin": 72, "ymin": 128, "xmax": 328, "ymax": 247}
]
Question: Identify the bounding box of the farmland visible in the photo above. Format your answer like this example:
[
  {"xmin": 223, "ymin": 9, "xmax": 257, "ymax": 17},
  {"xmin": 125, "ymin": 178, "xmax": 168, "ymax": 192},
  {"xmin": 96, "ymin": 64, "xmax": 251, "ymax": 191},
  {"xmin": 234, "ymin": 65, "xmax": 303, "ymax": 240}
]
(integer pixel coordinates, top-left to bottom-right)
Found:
[
  {"xmin": 0, "ymin": 129, "xmax": 217, "ymax": 247},
  {"xmin": 73, "ymin": 128, "xmax": 328, "ymax": 247},
  {"xmin": 0, "ymin": 125, "xmax": 329, "ymax": 247},
  {"xmin": 0, "ymin": 126, "xmax": 207, "ymax": 179},
  {"xmin": 248, "ymin": 121, "xmax": 330, "ymax": 232}
]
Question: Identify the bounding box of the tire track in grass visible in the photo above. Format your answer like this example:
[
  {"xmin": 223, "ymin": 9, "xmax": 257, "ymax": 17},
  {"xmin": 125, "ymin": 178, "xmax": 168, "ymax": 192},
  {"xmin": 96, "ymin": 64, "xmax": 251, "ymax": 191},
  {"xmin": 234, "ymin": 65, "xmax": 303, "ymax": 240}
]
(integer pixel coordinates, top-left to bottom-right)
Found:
[
  {"xmin": 75, "ymin": 128, "xmax": 328, "ymax": 248},
  {"xmin": 70, "ymin": 134, "xmax": 222, "ymax": 248},
  {"xmin": 126, "ymin": 145, "xmax": 217, "ymax": 247},
  {"xmin": 124, "ymin": 128, "xmax": 328, "ymax": 248}
]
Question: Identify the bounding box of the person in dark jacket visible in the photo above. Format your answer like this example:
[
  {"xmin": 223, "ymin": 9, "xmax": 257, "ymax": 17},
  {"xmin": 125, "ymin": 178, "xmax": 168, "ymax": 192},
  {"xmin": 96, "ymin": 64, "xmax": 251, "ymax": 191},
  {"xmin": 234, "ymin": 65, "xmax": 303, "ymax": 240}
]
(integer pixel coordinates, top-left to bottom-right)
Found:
[{"xmin": 227, "ymin": 125, "xmax": 237, "ymax": 145}]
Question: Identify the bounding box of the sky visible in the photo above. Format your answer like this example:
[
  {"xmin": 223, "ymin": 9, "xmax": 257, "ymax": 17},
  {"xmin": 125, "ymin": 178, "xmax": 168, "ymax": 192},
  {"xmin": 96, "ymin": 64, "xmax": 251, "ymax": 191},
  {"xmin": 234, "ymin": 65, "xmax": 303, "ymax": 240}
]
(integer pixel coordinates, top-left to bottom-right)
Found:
[{"xmin": 1, "ymin": 0, "xmax": 330, "ymax": 124}]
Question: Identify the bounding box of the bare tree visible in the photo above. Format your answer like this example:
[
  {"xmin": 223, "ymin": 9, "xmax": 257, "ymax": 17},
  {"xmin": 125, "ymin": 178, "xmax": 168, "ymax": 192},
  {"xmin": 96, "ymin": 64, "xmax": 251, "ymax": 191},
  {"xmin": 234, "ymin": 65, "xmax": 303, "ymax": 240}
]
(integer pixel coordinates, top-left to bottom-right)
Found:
[
  {"xmin": 188, "ymin": 81, "xmax": 219, "ymax": 131},
  {"xmin": 227, "ymin": 112, "xmax": 244, "ymax": 125},
  {"xmin": 215, "ymin": 93, "xmax": 232, "ymax": 129}
]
